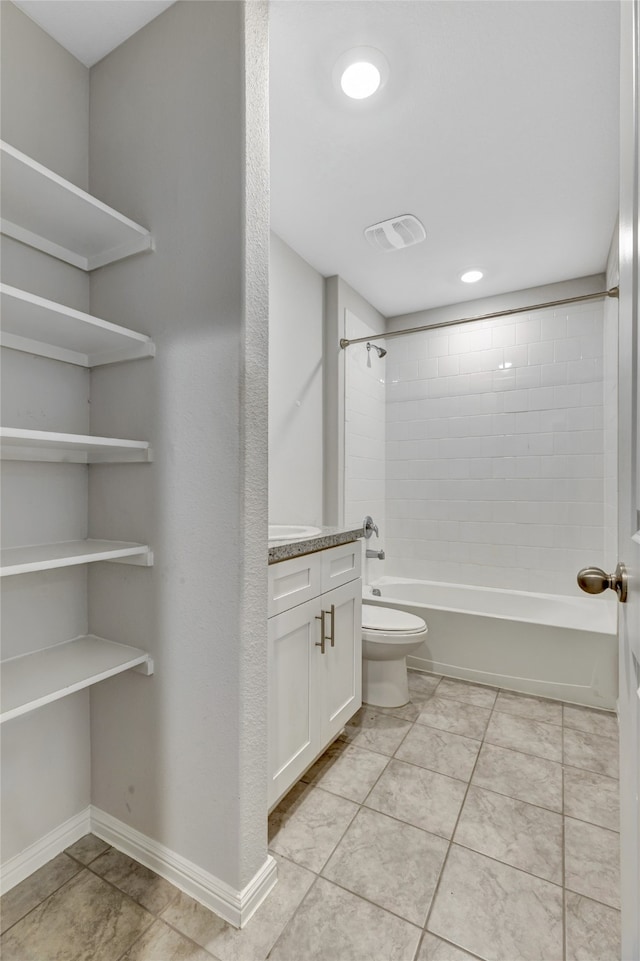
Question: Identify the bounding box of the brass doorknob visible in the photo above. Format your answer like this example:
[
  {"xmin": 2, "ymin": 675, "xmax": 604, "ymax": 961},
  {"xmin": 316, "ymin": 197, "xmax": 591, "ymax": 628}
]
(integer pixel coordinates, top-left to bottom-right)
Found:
[{"xmin": 577, "ymin": 563, "xmax": 627, "ymax": 603}]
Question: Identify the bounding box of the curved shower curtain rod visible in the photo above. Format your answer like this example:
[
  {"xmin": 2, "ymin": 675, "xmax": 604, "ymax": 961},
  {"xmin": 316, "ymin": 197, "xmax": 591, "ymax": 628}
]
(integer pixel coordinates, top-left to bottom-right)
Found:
[{"xmin": 339, "ymin": 287, "xmax": 619, "ymax": 350}]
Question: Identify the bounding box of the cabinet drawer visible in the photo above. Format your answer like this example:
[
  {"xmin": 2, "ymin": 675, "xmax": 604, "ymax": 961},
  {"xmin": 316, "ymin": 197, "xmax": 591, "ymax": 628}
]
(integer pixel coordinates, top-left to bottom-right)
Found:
[
  {"xmin": 268, "ymin": 552, "xmax": 322, "ymax": 617},
  {"xmin": 321, "ymin": 541, "xmax": 361, "ymax": 593}
]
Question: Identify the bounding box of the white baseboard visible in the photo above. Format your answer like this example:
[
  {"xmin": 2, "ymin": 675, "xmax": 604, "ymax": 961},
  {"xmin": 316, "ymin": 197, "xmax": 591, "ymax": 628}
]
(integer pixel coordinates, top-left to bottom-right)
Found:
[
  {"xmin": 89, "ymin": 806, "xmax": 277, "ymax": 928},
  {"xmin": 0, "ymin": 807, "xmax": 90, "ymax": 895},
  {"xmin": 1, "ymin": 805, "xmax": 278, "ymax": 929}
]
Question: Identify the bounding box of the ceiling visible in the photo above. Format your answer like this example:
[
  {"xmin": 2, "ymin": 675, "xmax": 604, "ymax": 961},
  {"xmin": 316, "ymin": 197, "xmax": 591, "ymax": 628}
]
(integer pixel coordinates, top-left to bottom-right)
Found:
[
  {"xmin": 269, "ymin": 1, "xmax": 620, "ymax": 317},
  {"xmin": 12, "ymin": 0, "xmax": 175, "ymax": 67},
  {"xmin": 11, "ymin": 0, "xmax": 620, "ymax": 319}
]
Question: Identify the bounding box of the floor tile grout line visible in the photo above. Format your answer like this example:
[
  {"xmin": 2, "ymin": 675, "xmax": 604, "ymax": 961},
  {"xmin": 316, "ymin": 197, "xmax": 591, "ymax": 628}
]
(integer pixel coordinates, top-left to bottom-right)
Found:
[
  {"xmin": 265, "ymin": 874, "xmax": 323, "ymax": 961},
  {"xmin": 0, "ymin": 851, "xmax": 91, "ymax": 939},
  {"xmin": 421, "ymin": 734, "xmax": 483, "ymax": 947},
  {"xmin": 80, "ymin": 850, "xmax": 183, "ymax": 918},
  {"xmin": 153, "ymin": 908, "xmax": 229, "ymax": 960},
  {"xmin": 111, "ymin": 912, "xmax": 195, "ymax": 961},
  {"xmin": 315, "ymin": 869, "xmax": 427, "ymax": 932}
]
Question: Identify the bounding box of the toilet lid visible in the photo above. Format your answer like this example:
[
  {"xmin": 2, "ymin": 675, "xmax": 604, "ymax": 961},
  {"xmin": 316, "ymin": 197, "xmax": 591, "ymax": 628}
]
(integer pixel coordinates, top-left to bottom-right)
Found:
[{"xmin": 362, "ymin": 604, "xmax": 426, "ymax": 634}]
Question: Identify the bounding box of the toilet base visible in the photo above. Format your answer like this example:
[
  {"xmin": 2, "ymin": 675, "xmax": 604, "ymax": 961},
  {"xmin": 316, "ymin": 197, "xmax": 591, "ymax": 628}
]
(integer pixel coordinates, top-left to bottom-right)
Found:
[{"xmin": 363, "ymin": 656, "xmax": 410, "ymax": 708}]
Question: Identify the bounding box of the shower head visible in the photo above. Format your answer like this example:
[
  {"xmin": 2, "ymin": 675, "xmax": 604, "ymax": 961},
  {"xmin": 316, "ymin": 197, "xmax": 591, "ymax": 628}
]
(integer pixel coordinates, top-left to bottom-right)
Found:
[{"xmin": 366, "ymin": 342, "xmax": 387, "ymax": 359}]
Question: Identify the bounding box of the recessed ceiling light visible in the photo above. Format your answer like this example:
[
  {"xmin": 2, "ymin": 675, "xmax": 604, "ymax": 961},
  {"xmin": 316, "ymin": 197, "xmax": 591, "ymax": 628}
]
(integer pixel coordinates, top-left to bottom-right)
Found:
[
  {"xmin": 341, "ymin": 61, "xmax": 381, "ymax": 99},
  {"xmin": 460, "ymin": 269, "xmax": 484, "ymax": 283},
  {"xmin": 334, "ymin": 47, "xmax": 389, "ymax": 101}
]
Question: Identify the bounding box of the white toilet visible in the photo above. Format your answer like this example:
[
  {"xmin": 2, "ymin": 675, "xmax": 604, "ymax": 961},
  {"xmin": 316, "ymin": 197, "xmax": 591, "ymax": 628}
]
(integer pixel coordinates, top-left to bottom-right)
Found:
[{"xmin": 362, "ymin": 603, "xmax": 428, "ymax": 708}]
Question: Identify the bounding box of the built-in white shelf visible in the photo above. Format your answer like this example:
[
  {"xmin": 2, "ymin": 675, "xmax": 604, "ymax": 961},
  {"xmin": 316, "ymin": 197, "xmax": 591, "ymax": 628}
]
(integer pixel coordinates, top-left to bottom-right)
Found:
[
  {"xmin": 0, "ymin": 141, "xmax": 153, "ymax": 271},
  {"xmin": 0, "ymin": 427, "xmax": 152, "ymax": 464},
  {"xmin": 0, "ymin": 284, "xmax": 155, "ymax": 367},
  {"xmin": 0, "ymin": 540, "xmax": 153, "ymax": 577},
  {"xmin": 0, "ymin": 635, "xmax": 154, "ymax": 724}
]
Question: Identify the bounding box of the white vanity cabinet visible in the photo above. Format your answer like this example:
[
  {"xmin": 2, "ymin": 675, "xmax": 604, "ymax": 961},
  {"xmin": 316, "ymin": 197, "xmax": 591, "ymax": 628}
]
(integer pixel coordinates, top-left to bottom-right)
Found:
[{"xmin": 267, "ymin": 541, "xmax": 362, "ymax": 808}]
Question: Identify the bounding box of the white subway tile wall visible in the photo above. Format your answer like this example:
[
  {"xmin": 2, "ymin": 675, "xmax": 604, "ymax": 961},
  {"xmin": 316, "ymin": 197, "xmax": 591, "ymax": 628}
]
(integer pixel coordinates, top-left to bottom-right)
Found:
[{"xmin": 382, "ymin": 303, "xmax": 606, "ymax": 595}]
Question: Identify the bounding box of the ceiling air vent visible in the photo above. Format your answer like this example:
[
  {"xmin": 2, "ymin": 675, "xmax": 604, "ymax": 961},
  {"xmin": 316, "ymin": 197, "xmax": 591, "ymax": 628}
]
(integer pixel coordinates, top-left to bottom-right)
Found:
[{"xmin": 364, "ymin": 214, "xmax": 426, "ymax": 252}]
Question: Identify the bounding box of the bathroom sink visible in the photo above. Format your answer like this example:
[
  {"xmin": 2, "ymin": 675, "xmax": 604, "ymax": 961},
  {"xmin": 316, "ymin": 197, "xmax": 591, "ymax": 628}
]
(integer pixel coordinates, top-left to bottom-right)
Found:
[{"xmin": 268, "ymin": 525, "xmax": 322, "ymax": 542}]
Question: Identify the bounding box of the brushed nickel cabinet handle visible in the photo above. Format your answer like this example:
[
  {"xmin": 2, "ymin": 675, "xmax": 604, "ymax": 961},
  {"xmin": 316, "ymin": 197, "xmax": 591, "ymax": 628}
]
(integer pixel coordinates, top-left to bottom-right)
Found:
[
  {"xmin": 315, "ymin": 610, "xmax": 326, "ymax": 654},
  {"xmin": 329, "ymin": 604, "xmax": 336, "ymax": 647}
]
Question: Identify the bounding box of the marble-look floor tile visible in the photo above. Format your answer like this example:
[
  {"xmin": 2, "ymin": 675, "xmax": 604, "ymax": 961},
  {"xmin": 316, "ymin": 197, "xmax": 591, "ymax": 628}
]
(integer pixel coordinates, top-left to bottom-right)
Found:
[
  {"xmin": 417, "ymin": 933, "xmax": 480, "ymax": 960},
  {"xmin": 428, "ymin": 845, "xmax": 563, "ymax": 961},
  {"xmin": 484, "ymin": 710, "xmax": 562, "ymax": 761},
  {"xmin": 120, "ymin": 920, "xmax": 216, "ymax": 961},
  {"xmin": 268, "ymin": 877, "xmax": 421, "ymax": 961},
  {"xmin": 395, "ymin": 723, "xmax": 480, "ymax": 781},
  {"xmin": 432, "ymin": 677, "xmax": 497, "ymax": 709},
  {"xmin": 372, "ymin": 692, "xmax": 436, "ymax": 723},
  {"xmin": 565, "ymin": 891, "xmax": 621, "ymax": 961},
  {"xmin": 472, "ymin": 742, "xmax": 562, "ymax": 811},
  {"xmin": 365, "ymin": 758, "xmax": 467, "ymax": 839},
  {"xmin": 454, "ymin": 785, "xmax": 563, "ymax": 883},
  {"xmin": 494, "ymin": 690, "xmax": 562, "ymax": 725},
  {"xmin": 90, "ymin": 847, "xmax": 180, "ymax": 915},
  {"xmin": 564, "ymin": 767, "xmax": 619, "ymax": 831},
  {"xmin": 563, "ymin": 703, "xmax": 618, "ymax": 739},
  {"xmin": 268, "ymin": 782, "xmax": 358, "ymax": 873},
  {"xmin": 161, "ymin": 855, "xmax": 314, "ymax": 961},
  {"xmin": 65, "ymin": 834, "xmax": 111, "ymax": 866},
  {"xmin": 322, "ymin": 807, "xmax": 447, "ymax": 926},
  {"xmin": 301, "ymin": 740, "xmax": 388, "ymax": 802},
  {"xmin": 408, "ymin": 671, "xmax": 442, "ymax": 696},
  {"xmin": 564, "ymin": 817, "xmax": 620, "ymax": 909},
  {"xmin": 339, "ymin": 707, "xmax": 413, "ymax": 756},
  {"xmin": 0, "ymin": 852, "xmax": 81, "ymax": 935},
  {"xmin": 563, "ymin": 728, "xmax": 619, "ymax": 778},
  {"xmin": 0, "ymin": 869, "xmax": 152, "ymax": 961},
  {"xmin": 416, "ymin": 697, "xmax": 490, "ymax": 740}
]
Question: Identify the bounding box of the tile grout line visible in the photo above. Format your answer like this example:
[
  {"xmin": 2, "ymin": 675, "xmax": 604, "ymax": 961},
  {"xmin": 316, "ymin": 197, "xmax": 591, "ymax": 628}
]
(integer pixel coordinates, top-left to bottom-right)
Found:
[
  {"xmin": 0, "ymin": 846, "xmax": 113, "ymax": 941},
  {"xmin": 419, "ymin": 686, "xmax": 497, "ymax": 955}
]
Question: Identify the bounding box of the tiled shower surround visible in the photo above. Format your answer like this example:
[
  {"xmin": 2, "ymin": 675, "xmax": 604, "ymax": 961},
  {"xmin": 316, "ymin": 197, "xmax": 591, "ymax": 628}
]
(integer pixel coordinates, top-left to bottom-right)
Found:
[{"xmin": 377, "ymin": 300, "xmax": 607, "ymax": 595}]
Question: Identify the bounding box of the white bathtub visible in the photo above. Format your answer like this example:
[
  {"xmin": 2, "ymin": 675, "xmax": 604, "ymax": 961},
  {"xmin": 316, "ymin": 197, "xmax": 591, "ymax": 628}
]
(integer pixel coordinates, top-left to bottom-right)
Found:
[{"xmin": 365, "ymin": 576, "xmax": 618, "ymax": 709}]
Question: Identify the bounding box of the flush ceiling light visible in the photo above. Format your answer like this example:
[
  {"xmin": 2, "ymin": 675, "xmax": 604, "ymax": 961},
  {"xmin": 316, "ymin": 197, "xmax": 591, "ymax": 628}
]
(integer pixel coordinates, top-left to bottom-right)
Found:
[
  {"xmin": 460, "ymin": 269, "xmax": 484, "ymax": 283},
  {"xmin": 334, "ymin": 47, "xmax": 389, "ymax": 101}
]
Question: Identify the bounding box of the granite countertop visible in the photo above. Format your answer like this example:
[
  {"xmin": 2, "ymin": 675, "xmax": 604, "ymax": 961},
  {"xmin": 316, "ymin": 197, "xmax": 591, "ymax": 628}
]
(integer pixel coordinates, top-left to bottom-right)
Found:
[{"xmin": 268, "ymin": 525, "xmax": 364, "ymax": 564}]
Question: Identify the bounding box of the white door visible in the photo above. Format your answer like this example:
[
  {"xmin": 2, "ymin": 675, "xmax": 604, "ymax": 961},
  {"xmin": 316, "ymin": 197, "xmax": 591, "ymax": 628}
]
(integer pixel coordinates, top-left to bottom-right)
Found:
[{"xmin": 617, "ymin": 3, "xmax": 640, "ymax": 956}]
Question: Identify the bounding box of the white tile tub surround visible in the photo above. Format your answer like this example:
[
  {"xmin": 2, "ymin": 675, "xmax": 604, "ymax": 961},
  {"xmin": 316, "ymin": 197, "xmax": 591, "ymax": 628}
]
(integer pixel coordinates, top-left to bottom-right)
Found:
[
  {"xmin": 385, "ymin": 297, "xmax": 606, "ymax": 595},
  {"xmin": 344, "ymin": 309, "xmax": 386, "ymax": 563}
]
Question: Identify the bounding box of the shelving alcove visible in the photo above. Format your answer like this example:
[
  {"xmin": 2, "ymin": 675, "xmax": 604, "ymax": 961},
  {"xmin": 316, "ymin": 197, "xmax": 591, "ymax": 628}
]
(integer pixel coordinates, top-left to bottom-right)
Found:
[{"xmin": 0, "ymin": 141, "xmax": 156, "ymax": 725}]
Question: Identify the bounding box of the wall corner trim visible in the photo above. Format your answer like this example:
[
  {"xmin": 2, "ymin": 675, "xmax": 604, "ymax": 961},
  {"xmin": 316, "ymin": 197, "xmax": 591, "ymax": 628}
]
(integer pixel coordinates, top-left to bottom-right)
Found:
[
  {"xmin": 0, "ymin": 807, "xmax": 91, "ymax": 895},
  {"xmin": 89, "ymin": 807, "xmax": 277, "ymax": 928}
]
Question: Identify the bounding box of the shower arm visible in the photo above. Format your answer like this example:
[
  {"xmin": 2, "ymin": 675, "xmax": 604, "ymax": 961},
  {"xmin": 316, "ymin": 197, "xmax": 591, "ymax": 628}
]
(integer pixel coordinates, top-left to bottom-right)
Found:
[{"xmin": 339, "ymin": 287, "xmax": 618, "ymax": 350}]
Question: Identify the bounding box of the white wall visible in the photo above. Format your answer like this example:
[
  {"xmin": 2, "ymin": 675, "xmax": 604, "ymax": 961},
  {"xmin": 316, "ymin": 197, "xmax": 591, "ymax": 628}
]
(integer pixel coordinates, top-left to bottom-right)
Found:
[
  {"xmin": 324, "ymin": 276, "xmax": 386, "ymax": 527},
  {"xmin": 385, "ymin": 277, "xmax": 608, "ymax": 595},
  {"xmin": 86, "ymin": 0, "xmax": 269, "ymax": 892},
  {"xmin": 0, "ymin": 3, "xmax": 92, "ymax": 862},
  {"xmin": 269, "ymin": 233, "xmax": 324, "ymax": 526},
  {"xmin": 343, "ymin": 311, "xmax": 387, "ymax": 583}
]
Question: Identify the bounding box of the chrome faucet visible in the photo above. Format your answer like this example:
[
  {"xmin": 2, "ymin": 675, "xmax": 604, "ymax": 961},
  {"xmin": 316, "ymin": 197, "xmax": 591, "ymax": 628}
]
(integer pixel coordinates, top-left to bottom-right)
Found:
[{"xmin": 366, "ymin": 549, "xmax": 385, "ymax": 560}]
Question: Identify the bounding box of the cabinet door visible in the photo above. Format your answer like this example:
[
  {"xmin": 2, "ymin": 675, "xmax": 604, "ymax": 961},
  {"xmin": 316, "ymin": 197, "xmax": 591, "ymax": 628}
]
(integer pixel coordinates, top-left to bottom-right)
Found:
[
  {"xmin": 268, "ymin": 597, "xmax": 321, "ymax": 807},
  {"xmin": 317, "ymin": 580, "xmax": 362, "ymax": 744}
]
